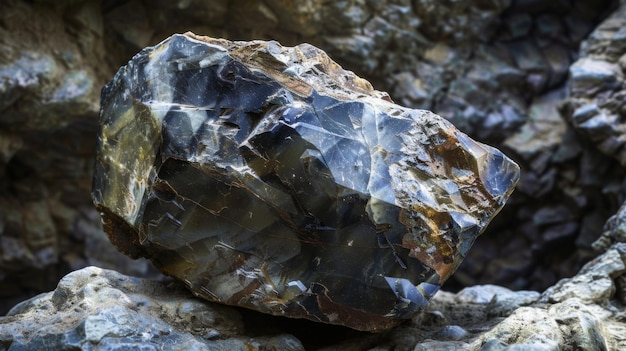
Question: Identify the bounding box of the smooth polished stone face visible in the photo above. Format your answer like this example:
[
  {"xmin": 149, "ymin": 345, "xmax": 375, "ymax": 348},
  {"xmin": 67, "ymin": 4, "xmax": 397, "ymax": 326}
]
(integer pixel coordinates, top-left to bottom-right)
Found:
[{"xmin": 93, "ymin": 33, "xmax": 520, "ymax": 332}]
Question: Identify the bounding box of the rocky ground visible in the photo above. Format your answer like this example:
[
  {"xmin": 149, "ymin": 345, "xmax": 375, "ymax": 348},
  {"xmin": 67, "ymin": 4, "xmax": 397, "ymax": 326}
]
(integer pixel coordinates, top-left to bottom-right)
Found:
[
  {"xmin": 1, "ymin": 0, "xmax": 626, "ymax": 349},
  {"xmin": 3, "ymin": 211, "xmax": 626, "ymax": 349}
]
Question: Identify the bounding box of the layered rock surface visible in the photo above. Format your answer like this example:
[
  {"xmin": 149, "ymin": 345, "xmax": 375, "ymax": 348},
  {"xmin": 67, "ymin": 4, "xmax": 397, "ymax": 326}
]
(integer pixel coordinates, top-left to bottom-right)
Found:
[{"xmin": 93, "ymin": 33, "xmax": 518, "ymax": 331}]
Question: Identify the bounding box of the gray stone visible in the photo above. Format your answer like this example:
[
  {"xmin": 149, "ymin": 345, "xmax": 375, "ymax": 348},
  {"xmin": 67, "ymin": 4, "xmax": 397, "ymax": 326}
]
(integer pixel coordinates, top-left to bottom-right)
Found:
[
  {"xmin": 505, "ymin": 13, "xmax": 533, "ymax": 39},
  {"xmin": 0, "ymin": 0, "xmax": 141, "ymax": 314},
  {"xmin": 561, "ymin": 1, "xmax": 626, "ymax": 166},
  {"xmin": 455, "ymin": 285, "xmax": 540, "ymax": 306},
  {"xmin": 593, "ymin": 202, "xmax": 626, "ymax": 252},
  {"xmin": 547, "ymin": 299, "xmax": 611, "ymax": 351},
  {"xmin": 570, "ymin": 58, "xmax": 622, "ymax": 96},
  {"xmin": 503, "ymin": 88, "xmax": 568, "ymax": 160},
  {"xmin": 540, "ymin": 244, "xmax": 626, "ymax": 304},
  {"xmin": 543, "ymin": 44, "xmax": 572, "ymax": 87},
  {"xmin": 414, "ymin": 340, "xmax": 470, "ymax": 351},
  {"xmin": 476, "ymin": 307, "xmax": 562, "ymax": 350},
  {"xmin": 432, "ymin": 325, "xmax": 470, "ymax": 341},
  {"xmin": 508, "ymin": 40, "xmax": 549, "ymax": 93},
  {"xmin": 0, "ymin": 266, "xmax": 304, "ymax": 351},
  {"xmin": 4, "ymin": 251, "xmax": 626, "ymax": 351}
]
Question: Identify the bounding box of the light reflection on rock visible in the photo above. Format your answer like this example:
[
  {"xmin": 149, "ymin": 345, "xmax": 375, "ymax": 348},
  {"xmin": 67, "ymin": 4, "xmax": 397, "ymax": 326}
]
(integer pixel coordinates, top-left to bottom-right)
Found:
[{"xmin": 93, "ymin": 33, "xmax": 519, "ymax": 331}]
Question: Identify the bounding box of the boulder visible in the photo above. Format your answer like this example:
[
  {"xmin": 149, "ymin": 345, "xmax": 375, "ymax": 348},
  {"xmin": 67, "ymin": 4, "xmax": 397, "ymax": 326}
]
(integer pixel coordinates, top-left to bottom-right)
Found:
[{"xmin": 92, "ymin": 33, "xmax": 518, "ymax": 331}]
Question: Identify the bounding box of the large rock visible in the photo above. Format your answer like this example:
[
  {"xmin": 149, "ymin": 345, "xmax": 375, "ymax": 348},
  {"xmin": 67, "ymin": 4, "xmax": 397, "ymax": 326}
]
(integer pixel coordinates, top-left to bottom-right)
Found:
[{"xmin": 92, "ymin": 33, "xmax": 519, "ymax": 332}]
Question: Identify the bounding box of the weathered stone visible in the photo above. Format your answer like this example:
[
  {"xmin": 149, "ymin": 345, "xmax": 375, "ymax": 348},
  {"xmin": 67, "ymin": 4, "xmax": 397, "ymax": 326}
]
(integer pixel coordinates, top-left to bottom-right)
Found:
[
  {"xmin": 0, "ymin": 266, "xmax": 305, "ymax": 351},
  {"xmin": 0, "ymin": 0, "xmax": 134, "ymax": 313},
  {"xmin": 455, "ymin": 284, "xmax": 540, "ymax": 309},
  {"xmin": 412, "ymin": 0, "xmax": 508, "ymax": 42},
  {"xmin": 503, "ymin": 88, "xmax": 568, "ymax": 162},
  {"xmin": 405, "ymin": 243, "xmax": 626, "ymax": 349},
  {"xmin": 548, "ymin": 299, "xmax": 612, "ymax": 351},
  {"xmin": 569, "ymin": 58, "xmax": 622, "ymax": 97},
  {"xmin": 592, "ymin": 202, "xmax": 626, "ymax": 252},
  {"xmin": 432, "ymin": 325, "xmax": 470, "ymax": 341},
  {"xmin": 93, "ymin": 33, "xmax": 519, "ymax": 331},
  {"xmin": 0, "ymin": 2, "xmax": 101, "ymax": 132},
  {"xmin": 560, "ymin": 1, "xmax": 626, "ymax": 167},
  {"xmin": 504, "ymin": 13, "xmax": 533, "ymax": 39},
  {"xmin": 540, "ymin": 244, "xmax": 626, "ymax": 304},
  {"xmin": 507, "ymin": 40, "xmax": 550, "ymax": 93},
  {"xmin": 477, "ymin": 307, "xmax": 563, "ymax": 350},
  {"xmin": 542, "ymin": 44, "xmax": 572, "ymax": 87}
]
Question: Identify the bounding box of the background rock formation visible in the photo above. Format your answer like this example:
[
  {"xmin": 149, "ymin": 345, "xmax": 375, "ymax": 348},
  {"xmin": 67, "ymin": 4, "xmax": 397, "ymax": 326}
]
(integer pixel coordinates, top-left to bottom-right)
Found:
[{"xmin": 1, "ymin": 1, "xmax": 626, "ymax": 347}]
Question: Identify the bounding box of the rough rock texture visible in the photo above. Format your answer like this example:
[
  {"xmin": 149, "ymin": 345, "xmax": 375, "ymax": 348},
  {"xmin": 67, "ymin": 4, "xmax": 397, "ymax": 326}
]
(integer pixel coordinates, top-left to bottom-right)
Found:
[
  {"xmin": 0, "ymin": 0, "xmax": 162, "ymax": 313},
  {"xmin": 0, "ymin": 267, "xmax": 303, "ymax": 351},
  {"xmin": 450, "ymin": 1, "xmax": 626, "ymax": 292},
  {"xmin": 561, "ymin": 2, "xmax": 626, "ymax": 166},
  {"xmin": 1, "ymin": 0, "xmax": 626, "ymax": 347},
  {"xmin": 93, "ymin": 33, "xmax": 518, "ymax": 331},
  {"xmin": 594, "ymin": 202, "xmax": 626, "ymax": 253},
  {"xmin": 1, "ymin": 0, "xmax": 626, "ymax": 329},
  {"xmin": 3, "ymin": 234, "xmax": 626, "ymax": 350}
]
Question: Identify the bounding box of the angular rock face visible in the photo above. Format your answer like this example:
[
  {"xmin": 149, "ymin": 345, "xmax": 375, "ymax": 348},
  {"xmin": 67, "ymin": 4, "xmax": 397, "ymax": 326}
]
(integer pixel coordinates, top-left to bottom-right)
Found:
[{"xmin": 93, "ymin": 33, "xmax": 519, "ymax": 331}]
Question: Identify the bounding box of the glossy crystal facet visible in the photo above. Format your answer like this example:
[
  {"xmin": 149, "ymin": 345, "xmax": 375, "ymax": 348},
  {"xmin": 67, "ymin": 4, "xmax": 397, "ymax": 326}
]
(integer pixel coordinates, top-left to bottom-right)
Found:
[{"xmin": 93, "ymin": 33, "xmax": 519, "ymax": 332}]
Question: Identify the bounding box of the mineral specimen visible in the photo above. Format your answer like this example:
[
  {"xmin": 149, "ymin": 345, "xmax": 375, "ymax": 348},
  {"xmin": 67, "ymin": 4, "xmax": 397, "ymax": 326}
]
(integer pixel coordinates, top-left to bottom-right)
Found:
[{"xmin": 93, "ymin": 32, "xmax": 519, "ymax": 332}]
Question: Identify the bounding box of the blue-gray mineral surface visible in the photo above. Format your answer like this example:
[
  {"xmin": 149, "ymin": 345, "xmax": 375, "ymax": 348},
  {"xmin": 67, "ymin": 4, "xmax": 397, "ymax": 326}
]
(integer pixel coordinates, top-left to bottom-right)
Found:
[{"xmin": 92, "ymin": 32, "xmax": 520, "ymax": 332}]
